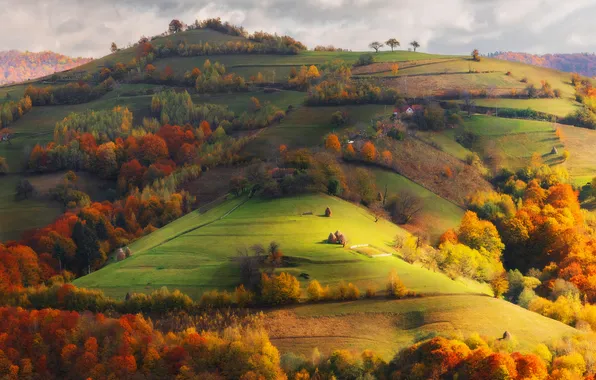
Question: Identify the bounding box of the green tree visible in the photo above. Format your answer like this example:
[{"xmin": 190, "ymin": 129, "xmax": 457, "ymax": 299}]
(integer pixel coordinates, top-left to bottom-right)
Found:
[
  {"xmin": 410, "ymin": 41, "xmax": 420, "ymax": 52},
  {"xmin": 369, "ymin": 41, "xmax": 384, "ymax": 53},
  {"xmin": 72, "ymin": 221, "xmax": 101, "ymax": 275},
  {"xmin": 385, "ymin": 38, "xmax": 400, "ymax": 51}
]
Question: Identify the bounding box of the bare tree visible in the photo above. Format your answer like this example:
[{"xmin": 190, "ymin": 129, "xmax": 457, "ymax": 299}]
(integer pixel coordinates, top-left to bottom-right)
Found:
[
  {"xmin": 110, "ymin": 42, "xmax": 118, "ymax": 53},
  {"xmin": 369, "ymin": 41, "xmax": 384, "ymax": 53},
  {"xmin": 386, "ymin": 191, "xmax": 424, "ymax": 224},
  {"xmin": 410, "ymin": 41, "xmax": 420, "ymax": 52},
  {"xmin": 460, "ymin": 91, "xmax": 476, "ymax": 118},
  {"xmin": 370, "ymin": 203, "xmax": 389, "ymax": 222},
  {"xmin": 385, "ymin": 38, "xmax": 400, "ymax": 52},
  {"xmin": 237, "ymin": 246, "xmax": 261, "ymax": 290}
]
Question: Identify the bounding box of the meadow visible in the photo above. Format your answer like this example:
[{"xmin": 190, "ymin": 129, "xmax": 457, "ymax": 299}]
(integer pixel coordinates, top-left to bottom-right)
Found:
[
  {"xmin": 453, "ymin": 115, "xmax": 563, "ymax": 171},
  {"xmin": 369, "ymin": 167, "xmax": 464, "ymax": 242},
  {"xmin": 265, "ymin": 295, "xmax": 578, "ymax": 359},
  {"xmin": 74, "ymin": 194, "xmax": 488, "ymax": 299}
]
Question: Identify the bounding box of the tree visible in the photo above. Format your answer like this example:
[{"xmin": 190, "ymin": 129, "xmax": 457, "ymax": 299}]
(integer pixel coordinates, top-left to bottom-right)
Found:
[
  {"xmin": 386, "ymin": 191, "xmax": 424, "ymax": 224},
  {"xmin": 325, "ymin": 134, "xmax": 341, "ymax": 152},
  {"xmin": 491, "ymin": 274, "xmax": 509, "ymax": 298},
  {"xmin": 471, "ymin": 49, "xmax": 480, "ymax": 61},
  {"xmin": 15, "ymin": 179, "xmax": 34, "ymax": 199},
  {"xmin": 385, "ymin": 38, "xmax": 400, "ymax": 51},
  {"xmin": 169, "ymin": 19, "xmax": 183, "ymax": 33},
  {"xmin": 461, "ymin": 91, "xmax": 476, "ymax": 117},
  {"xmin": 72, "ymin": 221, "xmax": 101, "ymax": 275},
  {"xmin": 370, "ymin": 203, "xmax": 389, "ymax": 222},
  {"xmin": 410, "ymin": 41, "xmax": 420, "ymax": 52},
  {"xmin": 0, "ymin": 156, "xmax": 8, "ymax": 175},
  {"xmin": 110, "ymin": 42, "xmax": 118, "ymax": 53},
  {"xmin": 361, "ymin": 141, "xmax": 377, "ymax": 161},
  {"xmin": 369, "ymin": 41, "xmax": 384, "ymax": 53},
  {"xmin": 391, "ymin": 63, "xmax": 399, "ymax": 76},
  {"xmin": 307, "ymin": 280, "xmax": 327, "ymax": 301},
  {"xmin": 260, "ymin": 272, "xmax": 301, "ymax": 305},
  {"xmin": 386, "ymin": 269, "xmax": 408, "ymax": 298}
]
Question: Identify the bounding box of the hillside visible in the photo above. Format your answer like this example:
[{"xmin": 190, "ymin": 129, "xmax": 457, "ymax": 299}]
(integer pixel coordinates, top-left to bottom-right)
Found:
[
  {"xmin": 489, "ymin": 51, "xmax": 596, "ymax": 77},
  {"xmin": 0, "ymin": 50, "xmax": 92, "ymax": 86},
  {"xmin": 73, "ymin": 193, "xmax": 487, "ymax": 299}
]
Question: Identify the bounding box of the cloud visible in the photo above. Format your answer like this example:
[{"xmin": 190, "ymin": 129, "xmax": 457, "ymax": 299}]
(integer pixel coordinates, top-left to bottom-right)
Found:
[{"xmin": 1, "ymin": 0, "xmax": 596, "ymax": 58}]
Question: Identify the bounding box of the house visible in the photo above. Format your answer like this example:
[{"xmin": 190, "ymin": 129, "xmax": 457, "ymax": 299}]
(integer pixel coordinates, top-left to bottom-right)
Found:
[{"xmin": 397, "ymin": 104, "xmax": 423, "ymax": 116}]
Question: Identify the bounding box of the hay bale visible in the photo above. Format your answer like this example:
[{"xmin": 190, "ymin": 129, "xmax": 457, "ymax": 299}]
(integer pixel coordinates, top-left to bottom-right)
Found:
[
  {"xmin": 328, "ymin": 233, "xmax": 337, "ymax": 244},
  {"xmin": 117, "ymin": 251, "xmax": 126, "ymax": 261},
  {"xmin": 502, "ymin": 331, "xmax": 511, "ymax": 340},
  {"xmin": 551, "ymin": 146, "xmax": 558, "ymax": 155},
  {"xmin": 124, "ymin": 247, "xmax": 132, "ymax": 258},
  {"xmin": 325, "ymin": 207, "xmax": 332, "ymax": 217}
]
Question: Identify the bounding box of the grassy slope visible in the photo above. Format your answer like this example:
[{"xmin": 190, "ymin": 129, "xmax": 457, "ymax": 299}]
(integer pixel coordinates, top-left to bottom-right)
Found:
[
  {"xmin": 265, "ymin": 296, "xmax": 578, "ymax": 359},
  {"xmin": 450, "ymin": 115, "xmax": 562, "ymax": 171},
  {"xmin": 457, "ymin": 98, "xmax": 578, "ymax": 118},
  {"xmin": 74, "ymin": 194, "xmax": 488, "ymax": 299},
  {"xmin": 558, "ymin": 124, "xmax": 596, "ymax": 186},
  {"xmin": 0, "ymin": 175, "xmax": 63, "ymax": 241},
  {"xmin": 370, "ymin": 167, "xmax": 464, "ymax": 242}
]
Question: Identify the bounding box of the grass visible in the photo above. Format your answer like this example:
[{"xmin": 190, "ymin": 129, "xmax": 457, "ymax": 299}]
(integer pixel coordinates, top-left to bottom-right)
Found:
[
  {"xmin": 456, "ymin": 98, "xmax": 579, "ymax": 118},
  {"xmin": 369, "ymin": 167, "xmax": 464, "ymax": 243},
  {"xmin": 245, "ymin": 104, "xmax": 386, "ymax": 156},
  {"xmin": 0, "ymin": 175, "xmax": 63, "ymax": 242},
  {"xmin": 264, "ymin": 295, "xmax": 578, "ymax": 359},
  {"xmin": 74, "ymin": 194, "xmax": 489, "ymax": 300},
  {"xmin": 0, "ymin": 94, "xmax": 152, "ymax": 172},
  {"xmin": 557, "ymin": 124, "xmax": 596, "ymax": 186},
  {"xmin": 452, "ymin": 115, "xmax": 563, "ymax": 171},
  {"xmin": 191, "ymin": 90, "xmax": 305, "ymax": 114}
]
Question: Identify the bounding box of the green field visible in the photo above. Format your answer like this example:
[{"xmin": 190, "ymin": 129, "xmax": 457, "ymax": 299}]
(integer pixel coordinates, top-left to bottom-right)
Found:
[
  {"xmin": 192, "ymin": 90, "xmax": 305, "ymax": 114},
  {"xmin": 74, "ymin": 194, "xmax": 489, "ymax": 299},
  {"xmin": 370, "ymin": 167, "xmax": 464, "ymax": 242},
  {"xmin": 265, "ymin": 295, "xmax": 578, "ymax": 359},
  {"xmin": 451, "ymin": 115, "xmax": 563, "ymax": 170},
  {"xmin": 0, "ymin": 175, "xmax": 63, "ymax": 242},
  {"xmin": 457, "ymin": 97, "xmax": 579, "ymax": 118},
  {"xmin": 246, "ymin": 104, "xmax": 387, "ymax": 156}
]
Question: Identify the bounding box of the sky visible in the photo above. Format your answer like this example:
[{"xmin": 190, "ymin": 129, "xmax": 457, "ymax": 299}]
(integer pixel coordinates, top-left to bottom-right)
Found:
[{"xmin": 2, "ymin": 0, "xmax": 596, "ymax": 58}]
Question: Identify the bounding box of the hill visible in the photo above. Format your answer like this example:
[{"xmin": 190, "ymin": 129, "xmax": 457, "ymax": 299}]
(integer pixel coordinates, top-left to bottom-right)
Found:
[
  {"xmin": 0, "ymin": 50, "xmax": 92, "ymax": 86},
  {"xmin": 489, "ymin": 51, "xmax": 596, "ymax": 77},
  {"xmin": 73, "ymin": 193, "xmax": 488, "ymax": 299},
  {"xmin": 265, "ymin": 295, "xmax": 578, "ymax": 359}
]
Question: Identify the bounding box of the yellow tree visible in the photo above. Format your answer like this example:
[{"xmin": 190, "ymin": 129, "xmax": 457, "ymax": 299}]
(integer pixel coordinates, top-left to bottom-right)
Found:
[
  {"xmin": 391, "ymin": 63, "xmax": 399, "ymax": 76},
  {"xmin": 361, "ymin": 141, "xmax": 377, "ymax": 162},
  {"xmin": 306, "ymin": 65, "xmax": 320, "ymax": 82},
  {"xmin": 325, "ymin": 134, "xmax": 341, "ymax": 152}
]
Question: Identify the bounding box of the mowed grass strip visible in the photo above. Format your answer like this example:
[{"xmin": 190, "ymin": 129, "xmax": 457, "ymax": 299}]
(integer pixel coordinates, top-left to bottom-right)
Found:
[
  {"xmin": 456, "ymin": 98, "xmax": 579, "ymax": 118},
  {"xmin": 74, "ymin": 194, "xmax": 489, "ymax": 299},
  {"xmin": 265, "ymin": 295, "xmax": 578, "ymax": 359}
]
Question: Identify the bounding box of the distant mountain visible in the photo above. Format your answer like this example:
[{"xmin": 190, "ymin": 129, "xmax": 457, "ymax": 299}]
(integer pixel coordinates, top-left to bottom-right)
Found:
[
  {"xmin": 0, "ymin": 50, "xmax": 93, "ymax": 86},
  {"xmin": 488, "ymin": 51, "xmax": 596, "ymax": 77}
]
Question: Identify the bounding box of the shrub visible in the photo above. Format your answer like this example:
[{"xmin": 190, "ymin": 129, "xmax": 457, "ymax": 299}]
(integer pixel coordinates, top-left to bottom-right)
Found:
[
  {"xmin": 443, "ymin": 166, "xmax": 453, "ymax": 178},
  {"xmin": 365, "ymin": 286, "xmax": 377, "ymax": 298},
  {"xmin": 506, "ymin": 71, "xmax": 512, "ymax": 76},
  {"xmin": 354, "ymin": 53, "xmax": 376, "ymax": 67},
  {"xmin": 562, "ymin": 150, "xmax": 570, "ymax": 161},
  {"xmin": 307, "ymin": 280, "xmax": 326, "ymax": 302},
  {"xmin": 334, "ymin": 281, "xmax": 360, "ymax": 300},
  {"xmin": 554, "ymin": 88, "xmax": 562, "ymax": 98},
  {"xmin": 386, "ymin": 270, "xmax": 408, "ymax": 298},
  {"xmin": 520, "ymin": 77, "xmax": 528, "ymax": 83},
  {"xmin": 234, "ymin": 285, "xmax": 254, "ymax": 307},
  {"xmin": 330, "ymin": 111, "xmax": 348, "ymax": 126},
  {"xmin": 200, "ymin": 290, "xmax": 233, "ymax": 308},
  {"xmin": 260, "ymin": 272, "xmax": 301, "ymax": 305}
]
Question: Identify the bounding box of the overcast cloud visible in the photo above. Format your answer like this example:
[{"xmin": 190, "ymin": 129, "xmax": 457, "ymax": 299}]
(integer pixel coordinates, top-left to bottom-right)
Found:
[{"xmin": 2, "ymin": 0, "xmax": 596, "ymax": 58}]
